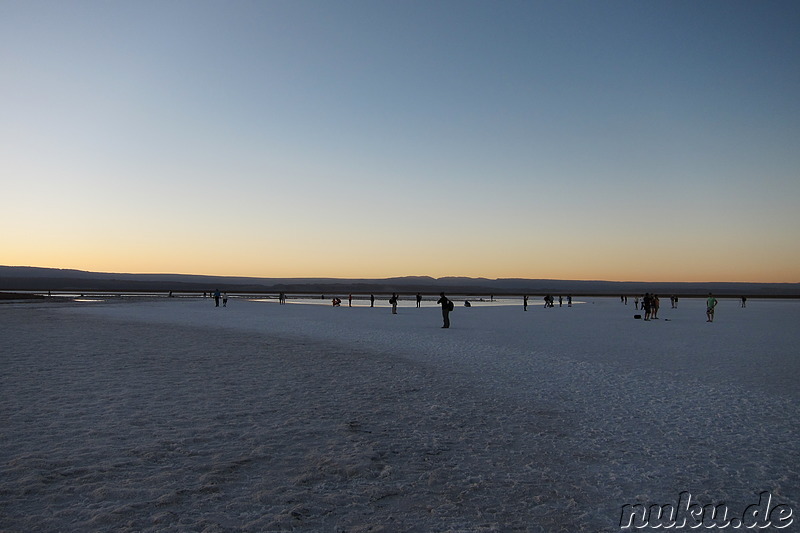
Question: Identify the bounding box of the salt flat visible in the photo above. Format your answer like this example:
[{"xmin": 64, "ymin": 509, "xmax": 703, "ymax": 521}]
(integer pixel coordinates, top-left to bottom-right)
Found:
[{"xmin": 1, "ymin": 296, "xmax": 797, "ymax": 531}]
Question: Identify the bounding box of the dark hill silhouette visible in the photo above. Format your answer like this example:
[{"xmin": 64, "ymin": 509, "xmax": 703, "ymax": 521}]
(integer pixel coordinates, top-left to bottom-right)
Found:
[{"xmin": 1, "ymin": 266, "xmax": 798, "ymax": 297}]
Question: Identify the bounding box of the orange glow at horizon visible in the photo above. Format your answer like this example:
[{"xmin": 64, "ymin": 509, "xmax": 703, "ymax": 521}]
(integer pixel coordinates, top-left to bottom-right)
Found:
[{"xmin": 4, "ymin": 243, "xmax": 797, "ymax": 284}]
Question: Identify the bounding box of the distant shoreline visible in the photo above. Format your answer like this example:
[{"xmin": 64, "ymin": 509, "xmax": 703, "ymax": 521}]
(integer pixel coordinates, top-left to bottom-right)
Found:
[
  {"xmin": 3, "ymin": 290, "xmax": 800, "ymax": 301},
  {"xmin": 0, "ymin": 292, "xmax": 46, "ymax": 300}
]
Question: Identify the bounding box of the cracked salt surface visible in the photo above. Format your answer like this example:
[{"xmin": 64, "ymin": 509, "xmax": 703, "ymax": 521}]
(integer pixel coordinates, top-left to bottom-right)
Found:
[{"xmin": 1, "ymin": 297, "xmax": 797, "ymax": 531}]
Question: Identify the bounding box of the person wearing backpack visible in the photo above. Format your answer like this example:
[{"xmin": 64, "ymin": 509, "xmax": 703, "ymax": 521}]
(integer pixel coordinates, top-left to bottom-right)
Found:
[{"xmin": 437, "ymin": 292, "xmax": 453, "ymax": 328}]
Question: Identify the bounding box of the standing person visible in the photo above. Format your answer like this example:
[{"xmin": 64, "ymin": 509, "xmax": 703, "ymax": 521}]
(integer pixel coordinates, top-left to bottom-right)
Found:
[
  {"xmin": 390, "ymin": 293, "xmax": 399, "ymax": 314},
  {"xmin": 642, "ymin": 293, "xmax": 652, "ymax": 321},
  {"xmin": 523, "ymin": 295, "xmax": 528, "ymax": 311},
  {"xmin": 348, "ymin": 294, "xmax": 352, "ymax": 307},
  {"xmin": 741, "ymin": 296, "xmax": 747, "ymax": 308},
  {"xmin": 634, "ymin": 295, "xmax": 640, "ymax": 310},
  {"xmin": 652, "ymin": 294, "xmax": 660, "ymax": 319},
  {"xmin": 558, "ymin": 295, "xmax": 563, "ymax": 307},
  {"xmin": 214, "ymin": 289, "xmax": 221, "ymax": 307},
  {"xmin": 416, "ymin": 293, "xmax": 422, "ymax": 308},
  {"xmin": 222, "ymin": 292, "xmax": 228, "ymax": 307},
  {"xmin": 706, "ymin": 293, "xmax": 718, "ymax": 322},
  {"xmin": 437, "ymin": 292, "xmax": 452, "ymax": 328},
  {"xmin": 370, "ymin": 294, "xmax": 375, "ymax": 308},
  {"xmin": 567, "ymin": 295, "xmax": 572, "ymax": 307}
]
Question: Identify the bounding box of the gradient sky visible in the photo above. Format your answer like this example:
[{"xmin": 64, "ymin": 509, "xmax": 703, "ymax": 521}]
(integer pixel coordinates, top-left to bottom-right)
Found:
[{"xmin": 2, "ymin": 1, "xmax": 799, "ymax": 282}]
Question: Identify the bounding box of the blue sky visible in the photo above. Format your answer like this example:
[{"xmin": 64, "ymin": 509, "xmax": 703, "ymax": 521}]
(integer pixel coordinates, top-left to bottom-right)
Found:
[{"xmin": 2, "ymin": 1, "xmax": 799, "ymax": 282}]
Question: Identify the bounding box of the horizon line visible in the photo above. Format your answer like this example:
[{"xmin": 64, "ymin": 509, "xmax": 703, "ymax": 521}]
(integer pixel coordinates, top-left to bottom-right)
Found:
[{"xmin": 2, "ymin": 265, "xmax": 798, "ymax": 286}]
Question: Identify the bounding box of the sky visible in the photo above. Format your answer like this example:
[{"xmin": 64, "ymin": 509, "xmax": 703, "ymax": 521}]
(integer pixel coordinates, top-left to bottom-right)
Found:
[{"xmin": 2, "ymin": 0, "xmax": 799, "ymax": 283}]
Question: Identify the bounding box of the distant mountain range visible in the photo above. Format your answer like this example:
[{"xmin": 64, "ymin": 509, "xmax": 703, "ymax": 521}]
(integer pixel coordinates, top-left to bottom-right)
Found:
[{"xmin": 1, "ymin": 266, "xmax": 798, "ymax": 297}]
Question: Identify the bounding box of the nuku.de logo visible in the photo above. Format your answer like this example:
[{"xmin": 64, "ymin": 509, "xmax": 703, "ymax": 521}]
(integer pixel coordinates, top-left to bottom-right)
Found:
[{"xmin": 620, "ymin": 491, "xmax": 793, "ymax": 529}]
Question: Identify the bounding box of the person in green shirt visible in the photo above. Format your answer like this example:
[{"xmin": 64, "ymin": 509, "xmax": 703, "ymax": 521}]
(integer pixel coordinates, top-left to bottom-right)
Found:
[{"xmin": 706, "ymin": 293, "xmax": 718, "ymax": 322}]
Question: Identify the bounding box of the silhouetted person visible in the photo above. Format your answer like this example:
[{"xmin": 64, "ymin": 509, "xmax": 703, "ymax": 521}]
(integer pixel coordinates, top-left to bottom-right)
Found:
[
  {"xmin": 214, "ymin": 289, "xmax": 221, "ymax": 307},
  {"xmin": 222, "ymin": 292, "xmax": 228, "ymax": 307},
  {"xmin": 706, "ymin": 293, "xmax": 718, "ymax": 322},
  {"xmin": 523, "ymin": 295, "xmax": 528, "ymax": 311},
  {"xmin": 416, "ymin": 293, "xmax": 422, "ymax": 308},
  {"xmin": 437, "ymin": 292, "xmax": 452, "ymax": 328},
  {"xmin": 741, "ymin": 296, "xmax": 747, "ymax": 308},
  {"xmin": 390, "ymin": 293, "xmax": 399, "ymax": 314},
  {"xmin": 370, "ymin": 294, "xmax": 375, "ymax": 307}
]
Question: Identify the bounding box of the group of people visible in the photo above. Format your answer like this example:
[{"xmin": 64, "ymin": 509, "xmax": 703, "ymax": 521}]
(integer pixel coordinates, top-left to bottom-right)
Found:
[
  {"xmin": 388, "ymin": 292, "xmax": 424, "ymax": 313},
  {"xmin": 211, "ymin": 290, "xmax": 451, "ymax": 326},
  {"xmin": 633, "ymin": 294, "xmax": 675, "ymax": 314},
  {"xmin": 388, "ymin": 292, "xmax": 454, "ymax": 327},
  {"xmin": 630, "ymin": 294, "xmax": 679, "ymax": 310},
  {"xmin": 227, "ymin": 290, "xmax": 730, "ymax": 325},
  {"xmin": 640, "ymin": 293, "xmax": 660, "ymax": 320},
  {"xmin": 324, "ymin": 291, "xmax": 454, "ymax": 328},
  {"xmin": 522, "ymin": 294, "xmax": 573, "ymax": 310},
  {"xmin": 631, "ymin": 292, "xmax": 721, "ymax": 322},
  {"xmin": 541, "ymin": 294, "xmax": 571, "ymax": 308}
]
